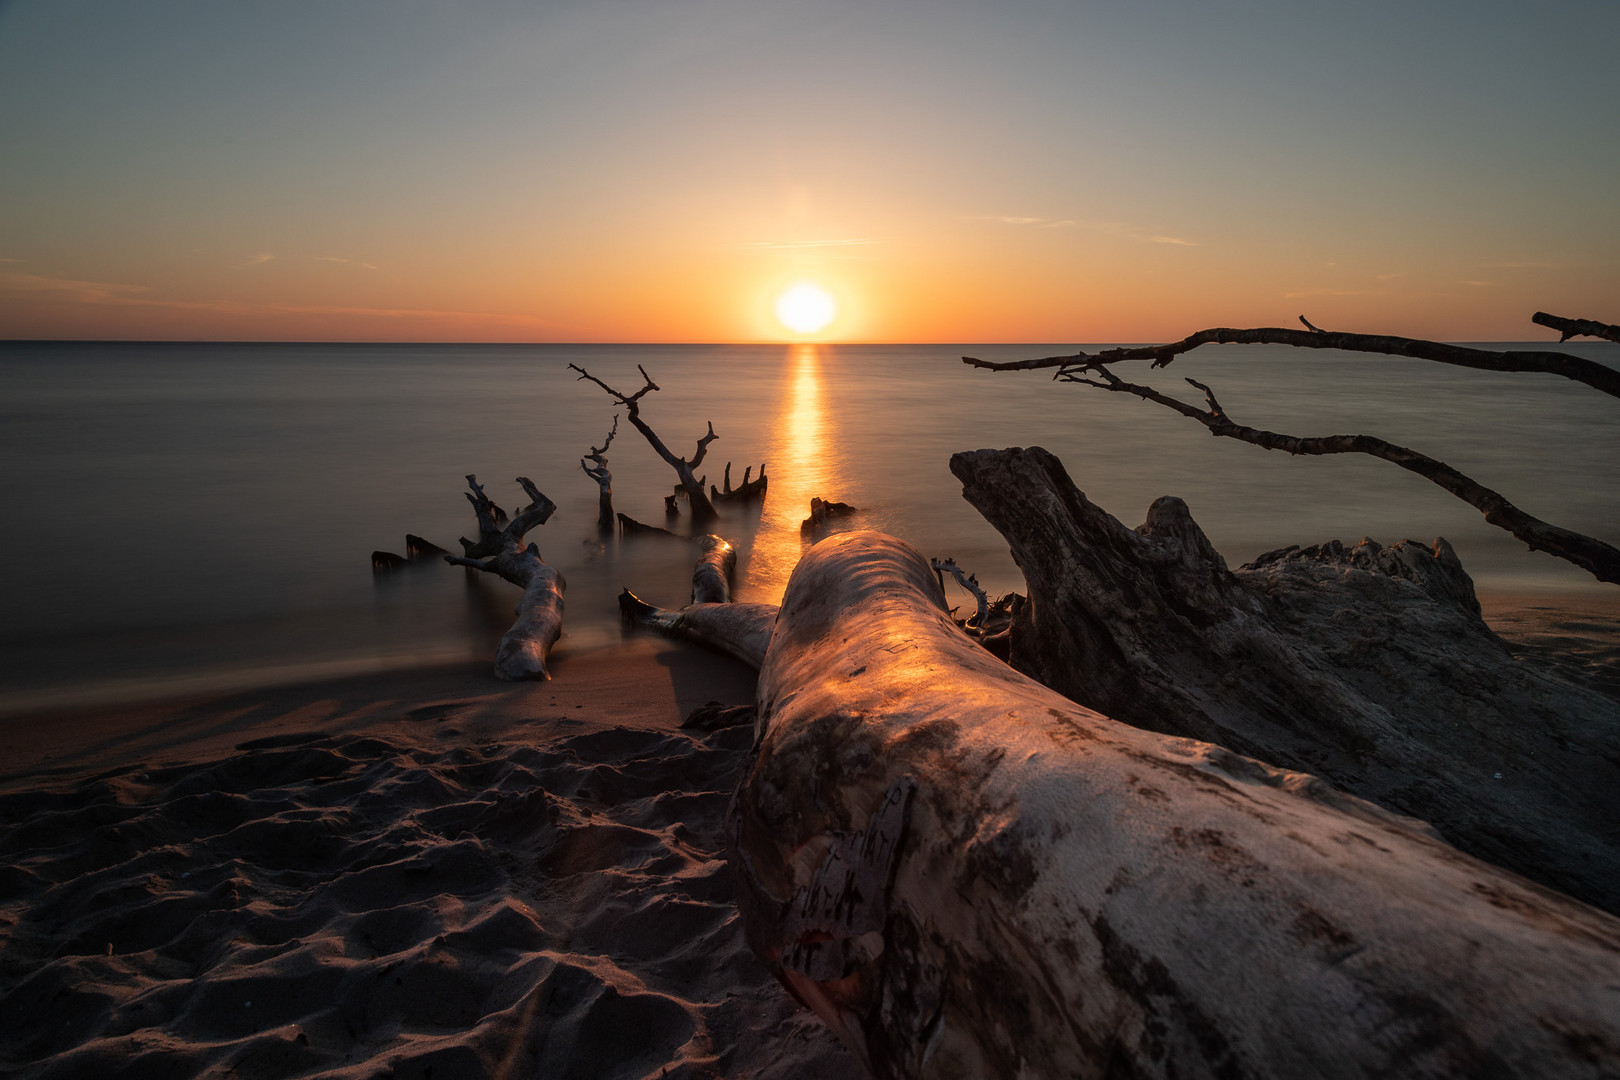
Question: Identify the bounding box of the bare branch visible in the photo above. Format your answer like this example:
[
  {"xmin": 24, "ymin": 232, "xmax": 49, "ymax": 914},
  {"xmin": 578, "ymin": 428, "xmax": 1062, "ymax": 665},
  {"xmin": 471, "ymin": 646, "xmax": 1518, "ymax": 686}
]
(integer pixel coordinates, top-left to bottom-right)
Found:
[
  {"xmin": 931, "ymin": 557, "xmax": 990, "ymax": 631},
  {"xmin": 1532, "ymin": 311, "xmax": 1620, "ymax": 345},
  {"xmin": 570, "ymin": 363, "xmax": 719, "ymax": 518},
  {"xmin": 1068, "ymin": 370, "xmax": 1620, "ymax": 584},
  {"xmin": 1298, "ymin": 314, "xmax": 1325, "ymax": 334},
  {"xmin": 967, "ymin": 321, "xmax": 1620, "ymax": 398}
]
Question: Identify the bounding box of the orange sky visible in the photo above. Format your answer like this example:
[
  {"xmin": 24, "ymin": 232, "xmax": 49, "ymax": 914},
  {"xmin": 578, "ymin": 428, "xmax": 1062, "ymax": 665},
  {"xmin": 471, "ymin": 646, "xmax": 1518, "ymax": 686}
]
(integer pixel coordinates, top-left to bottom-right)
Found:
[{"xmin": 1, "ymin": 2, "xmax": 1615, "ymax": 344}]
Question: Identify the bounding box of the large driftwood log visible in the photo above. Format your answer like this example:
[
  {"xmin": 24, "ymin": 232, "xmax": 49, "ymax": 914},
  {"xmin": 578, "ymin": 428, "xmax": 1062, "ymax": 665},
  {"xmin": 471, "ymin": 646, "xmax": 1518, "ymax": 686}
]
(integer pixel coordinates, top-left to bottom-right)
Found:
[
  {"xmin": 719, "ymin": 530, "xmax": 1620, "ymax": 1079},
  {"xmin": 444, "ymin": 474, "xmax": 565, "ymax": 681},
  {"xmin": 569, "ymin": 363, "xmax": 720, "ymax": 519},
  {"xmin": 951, "ymin": 446, "xmax": 1620, "ymax": 915}
]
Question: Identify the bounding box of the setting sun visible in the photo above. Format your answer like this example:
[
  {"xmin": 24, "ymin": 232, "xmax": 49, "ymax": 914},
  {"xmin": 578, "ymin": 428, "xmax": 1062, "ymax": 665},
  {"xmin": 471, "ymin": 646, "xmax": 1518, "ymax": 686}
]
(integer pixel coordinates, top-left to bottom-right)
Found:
[{"xmin": 774, "ymin": 283, "xmax": 837, "ymax": 335}]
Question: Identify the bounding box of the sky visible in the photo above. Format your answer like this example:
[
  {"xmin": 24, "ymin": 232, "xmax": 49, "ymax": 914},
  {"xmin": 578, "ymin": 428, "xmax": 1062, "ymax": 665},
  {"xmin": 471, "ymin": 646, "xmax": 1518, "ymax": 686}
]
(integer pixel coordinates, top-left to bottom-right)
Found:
[{"xmin": 0, "ymin": 0, "xmax": 1615, "ymax": 343}]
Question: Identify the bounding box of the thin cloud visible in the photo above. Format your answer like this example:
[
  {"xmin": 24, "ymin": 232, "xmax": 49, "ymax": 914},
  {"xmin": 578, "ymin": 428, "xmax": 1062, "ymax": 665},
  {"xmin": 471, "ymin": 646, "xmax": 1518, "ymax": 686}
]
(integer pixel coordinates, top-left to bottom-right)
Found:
[
  {"xmin": 1480, "ymin": 260, "xmax": 1560, "ymax": 270},
  {"xmin": 0, "ymin": 272, "xmax": 151, "ymax": 303},
  {"xmin": 0, "ymin": 271, "xmax": 560, "ymax": 327},
  {"xmin": 748, "ymin": 238, "xmax": 879, "ymax": 250},
  {"xmin": 983, "ymin": 215, "xmax": 1197, "ymax": 246},
  {"xmin": 1282, "ymin": 288, "xmax": 1379, "ymax": 299},
  {"xmin": 316, "ymin": 256, "xmax": 379, "ymax": 270},
  {"xmin": 244, "ymin": 253, "xmax": 276, "ymax": 265},
  {"xmin": 1461, "ymin": 280, "xmax": 1496, "ymax": 288}
]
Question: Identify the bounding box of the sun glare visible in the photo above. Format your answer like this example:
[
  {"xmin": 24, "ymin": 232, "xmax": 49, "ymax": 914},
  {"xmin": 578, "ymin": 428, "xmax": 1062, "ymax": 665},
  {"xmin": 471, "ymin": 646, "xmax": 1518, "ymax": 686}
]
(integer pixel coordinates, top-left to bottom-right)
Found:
[{"xmin": 774, "ymin": 283, "xmax": 837, "ymax": 335}]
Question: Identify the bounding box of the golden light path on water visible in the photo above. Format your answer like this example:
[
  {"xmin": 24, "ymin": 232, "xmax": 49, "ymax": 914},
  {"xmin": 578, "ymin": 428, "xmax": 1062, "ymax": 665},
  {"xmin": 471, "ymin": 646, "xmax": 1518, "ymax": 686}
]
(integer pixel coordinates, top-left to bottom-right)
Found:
[{"xmin": 741, "ymin": 344, "xmax": 833, "ymax": 603}]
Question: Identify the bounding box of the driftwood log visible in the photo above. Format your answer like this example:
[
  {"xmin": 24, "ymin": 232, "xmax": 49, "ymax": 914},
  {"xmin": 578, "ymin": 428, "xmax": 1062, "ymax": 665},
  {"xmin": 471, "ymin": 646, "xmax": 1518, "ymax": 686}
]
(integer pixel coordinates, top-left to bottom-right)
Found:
[
  {"xmin": 633, "ymin": 530, "xmax": 1620, "ymax": 1078},
  {"xmin": 693, "ymin": 534, "xmax": 737, "ymax": 604},
  {"xmin": 951, "ymin": 446, "xmax": 1620, "ymax": 915},
  {"xmin": 443, "ymin": 474, "xmax": 565, "ymax": 681}
]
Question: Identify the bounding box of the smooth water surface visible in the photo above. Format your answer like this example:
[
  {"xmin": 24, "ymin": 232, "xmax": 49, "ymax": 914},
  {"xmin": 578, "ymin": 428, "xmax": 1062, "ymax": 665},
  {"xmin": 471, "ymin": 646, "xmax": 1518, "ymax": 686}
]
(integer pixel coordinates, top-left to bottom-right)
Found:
[{"xmin": 2, "ymin": 339, "xmax": 1616, "ymax": 713}]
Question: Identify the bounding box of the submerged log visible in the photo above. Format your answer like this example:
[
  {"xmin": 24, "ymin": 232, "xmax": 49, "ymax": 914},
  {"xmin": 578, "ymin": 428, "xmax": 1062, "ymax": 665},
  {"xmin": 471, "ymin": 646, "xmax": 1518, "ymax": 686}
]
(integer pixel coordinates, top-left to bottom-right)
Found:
[
  {"xmin": 444, "ymin": 474, "xmax": 565, "ymax": 681},
  {"xmin": 802, "ymin": 496, "xmax": 858, "ymax": 536},
  {"xmin": 723, "ymin": 530, "xmax": 1620, "ymax": 1079},
  {"xmin": 712, "ymin": 461, "xmax": 769, "ymax": 504},
  {"xmin": 692, "ymin": 534, "xmax": 736, "ymax": 603},
  {"xmin": 951, "ymin": 445, "xmax": 1620, "ymax": 914}
]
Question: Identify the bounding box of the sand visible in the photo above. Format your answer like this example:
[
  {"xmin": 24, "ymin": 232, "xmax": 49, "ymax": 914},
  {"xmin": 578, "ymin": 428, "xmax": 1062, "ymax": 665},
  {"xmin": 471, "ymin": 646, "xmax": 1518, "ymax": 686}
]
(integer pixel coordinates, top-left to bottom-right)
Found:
[
  {"xmin": 0, "ymin": 636, "xmax": 863, "ymax": 1079},
  {"xmin": 2, "ymin": 598, "xmax": 1616, "ymax": 1079}
]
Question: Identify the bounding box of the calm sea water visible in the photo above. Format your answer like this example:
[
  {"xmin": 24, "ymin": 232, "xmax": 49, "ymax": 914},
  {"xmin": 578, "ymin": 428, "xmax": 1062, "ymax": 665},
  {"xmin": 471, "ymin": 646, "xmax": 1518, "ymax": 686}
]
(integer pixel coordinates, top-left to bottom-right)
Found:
[{"xmin": 3, "ymin": 340, "xmax": 1616, "ymax": 714}]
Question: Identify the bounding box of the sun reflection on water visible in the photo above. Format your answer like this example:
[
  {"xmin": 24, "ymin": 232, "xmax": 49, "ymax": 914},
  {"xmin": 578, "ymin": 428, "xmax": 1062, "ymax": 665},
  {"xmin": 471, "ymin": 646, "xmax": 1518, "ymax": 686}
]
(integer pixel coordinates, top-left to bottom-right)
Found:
[{"xmin": 739, "ymin": 344, "xmax": 833, "ymax": 602}]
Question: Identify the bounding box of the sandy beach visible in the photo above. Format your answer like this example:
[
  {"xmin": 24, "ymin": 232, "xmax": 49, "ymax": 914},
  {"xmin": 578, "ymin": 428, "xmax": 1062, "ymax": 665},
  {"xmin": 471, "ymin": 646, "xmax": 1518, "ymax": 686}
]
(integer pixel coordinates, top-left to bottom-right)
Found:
[
  {"xmin": 0, "ymin": 636, "xmax": 864, "ymax": 1079},
  {"xmin": 2, "ymin": 595, "xmax": 1617, "ymax": 1079}
]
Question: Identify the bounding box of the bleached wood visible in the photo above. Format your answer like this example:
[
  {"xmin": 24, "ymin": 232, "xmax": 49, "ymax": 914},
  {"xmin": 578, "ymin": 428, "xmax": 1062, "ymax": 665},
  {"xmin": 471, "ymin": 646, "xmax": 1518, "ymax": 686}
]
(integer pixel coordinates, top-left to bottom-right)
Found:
[{"xmin": 725, "ymin": 530, "xmax": 1620, "ymax": 1079}]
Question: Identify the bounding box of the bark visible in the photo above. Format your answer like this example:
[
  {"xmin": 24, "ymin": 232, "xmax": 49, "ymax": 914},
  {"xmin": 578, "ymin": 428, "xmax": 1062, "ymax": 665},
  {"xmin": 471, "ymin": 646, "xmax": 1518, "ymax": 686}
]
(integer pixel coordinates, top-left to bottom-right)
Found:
[
  {"xmin": 444, "ymin": 474, "xmax": 565, "ymax": 681},
  {"xmin": 1072, "ymin": 367, "xmax": 1620, "ymax": 583},
  {"xmin": 962, "ymin": 316, "xmax": 1620, "ymax": 398},
  {"xmin": 580, "ymin": 415, "xmax": 618, "ymax": 532},
  {"xmin": 569, "ymin": 363, "xmax": 721, "ymax": 518},
  {"xmin": 951, "ymin": 446, "xmax": 1620, "ymax": 914},
  {"xmin": 726, "ymin": 530, "xmax": 1620, "ymax": 1079}
]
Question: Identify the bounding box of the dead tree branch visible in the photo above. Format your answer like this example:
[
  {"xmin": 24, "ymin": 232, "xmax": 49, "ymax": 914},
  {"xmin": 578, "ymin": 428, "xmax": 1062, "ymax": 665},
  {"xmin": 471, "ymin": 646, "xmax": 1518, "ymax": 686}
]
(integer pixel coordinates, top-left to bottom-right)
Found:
[
  {"xmin": 931, "ymin": 557, "xmax": 990, "ymax": 632},
  {"xmin": 1533, "ymin": 311, "xmax": 1620, "ymax": 344},
  {"xmin": 1069, "ymin": 366, "xmax": 1620, "ymax": 584},
  {"xmin": 963, "ymin": 315, "xmax": 1620, "ymax": 399},
  {"xmin": 445, "ymin": 474, "xmax": 565, "ymax": 680},
  {"xmin": 568, "ymin": 363, "xmax": 720, "ymax": 518},
  {"xmin": 580, "ymin": 415, "xmax": 618, "ymax": 532}
]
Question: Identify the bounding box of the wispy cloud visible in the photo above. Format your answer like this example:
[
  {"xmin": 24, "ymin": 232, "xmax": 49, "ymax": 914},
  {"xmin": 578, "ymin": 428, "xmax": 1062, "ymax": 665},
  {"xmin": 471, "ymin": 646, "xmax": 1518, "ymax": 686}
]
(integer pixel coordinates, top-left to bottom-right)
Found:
[
  {"xmin": 1461, "ymin": 280, "xmax": 1496, "ymax": 288},
  {"xmin": 0, "ymin": 257, "xmax": 22, "ymax": 264},
  {"xmin": 0, "ymin": 272, "xmax": 153, "ymax": 303},
  {"xmin": 244, "ymin": 253, "xmax": 276, "ymax": 265},
  {"xmin": 316, "ymin": 256, "xmax": 379, "ymax": 270},
  {"xmin": 982, "ymin": 215, "xmax": 1198, "ymax": 246},
  {"xmin": 748, "ymin": 238, "xmax": 879, "ymax": 250},
  {"xmin": 1480, "ymin": 260, "xmax": 1560, "ymax": 270},
  {"xmin": 1282, "ymin": 288, "xmax": 1379, "ymax": 299},
  {"xmin": 0, "ymin": 271, "xmax": 558, "ymax": 327}
]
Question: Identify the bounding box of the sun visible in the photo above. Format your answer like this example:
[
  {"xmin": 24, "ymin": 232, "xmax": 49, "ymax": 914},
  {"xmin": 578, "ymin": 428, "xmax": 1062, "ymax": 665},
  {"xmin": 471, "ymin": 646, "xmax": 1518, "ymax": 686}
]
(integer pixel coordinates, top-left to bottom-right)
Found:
[{"xmin": 774, "ymin": 283, "xmax": 837, "ymax": 335}]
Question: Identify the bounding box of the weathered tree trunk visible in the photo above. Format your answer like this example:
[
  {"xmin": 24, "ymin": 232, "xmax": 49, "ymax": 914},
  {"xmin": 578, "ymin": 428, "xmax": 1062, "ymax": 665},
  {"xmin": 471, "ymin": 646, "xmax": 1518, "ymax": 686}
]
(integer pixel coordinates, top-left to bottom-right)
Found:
[
  {"xmin": 951, "ymin": 445, "xmax": 1620, "ymax": 914},
  {"xmin": 444, "ymin": 474, "xmax": 565, "ymax": 681},
  {"xmin": 725, "ymin": 530, "xmax": 1620, "ymax": 1079}
]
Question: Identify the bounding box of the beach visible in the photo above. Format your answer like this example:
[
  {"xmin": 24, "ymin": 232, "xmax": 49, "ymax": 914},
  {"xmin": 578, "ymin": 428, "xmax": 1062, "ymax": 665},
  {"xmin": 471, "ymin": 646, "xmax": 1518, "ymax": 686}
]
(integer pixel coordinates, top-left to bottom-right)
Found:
[
  {"xmin": 0, "ymin": 636, "xmax": 865, "ymax": 1079},
  {"xmin": 3, "ymin": 592, "xmax": 1618, "ymax": 1078}
]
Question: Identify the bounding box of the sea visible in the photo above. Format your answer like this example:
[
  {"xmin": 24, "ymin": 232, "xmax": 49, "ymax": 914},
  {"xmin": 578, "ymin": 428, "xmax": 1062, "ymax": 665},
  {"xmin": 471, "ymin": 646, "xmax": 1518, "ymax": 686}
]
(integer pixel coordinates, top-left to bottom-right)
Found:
[{"xmin": 3, "ymin": 339, "xmax": 1616, "ymax": 715}]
